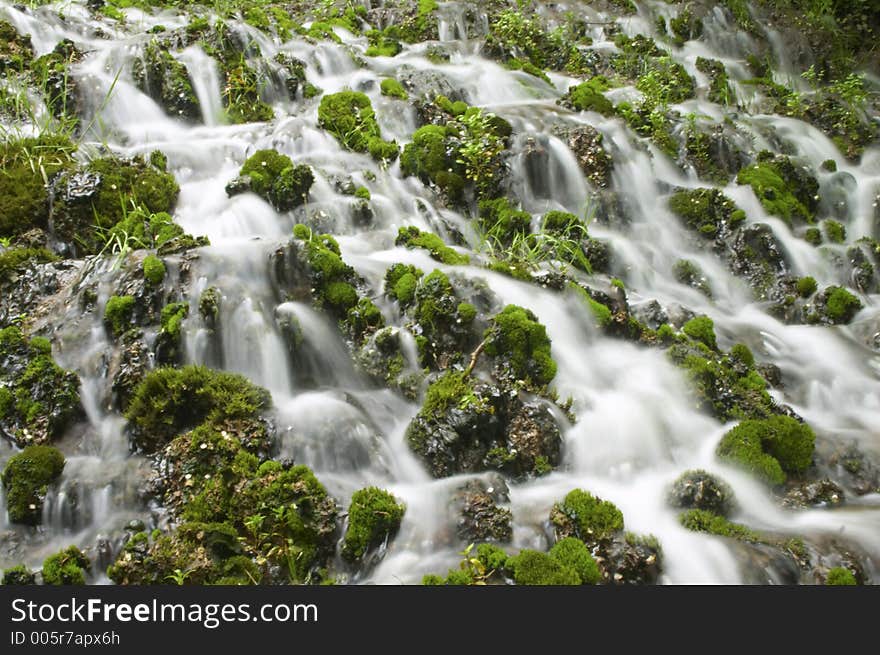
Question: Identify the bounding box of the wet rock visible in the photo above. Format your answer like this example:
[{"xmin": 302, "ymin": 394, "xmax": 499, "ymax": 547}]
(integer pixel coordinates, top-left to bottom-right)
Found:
[
  {"xmin": 598, "ymin": 535, "xmax": 663, "ymax": 585},
  {"xmin": 631, "ymin": 300, "xmax": 669, "ymax": 330},
  {"xmin": 0, "ymin": 259, "xmax": 82, "ymax": 327},
  {"xmin": 109, "ymin": 334, "xmax": 150, "ymax": 412},
  {"xmin": 826, "ymin": 443, "xmax": 880, "ymax": 496},
  {"xmin": 405, "ymin": 373, "xmax": 563, "ymax": 479},
  {"xmin": 728, "ymin": 223, "xmax": 790, "ymax": 300},
  {"xmin": 681, "ymin": 122, "xmax": 747, "ymax": 184},
  {"xmin": 553, "ymin": 124, "xmax": 613, "ymax": 188},
  {"xmin": 452, "ymin": 476, "xmax": 512, "ymax": 541},
  {"xmin": 668, "ymin": 470, "xmax": 736, "ymax": 516},
  {"xmin": 782, "ymin": 478, "xmax": 845, "ymax": 508}
]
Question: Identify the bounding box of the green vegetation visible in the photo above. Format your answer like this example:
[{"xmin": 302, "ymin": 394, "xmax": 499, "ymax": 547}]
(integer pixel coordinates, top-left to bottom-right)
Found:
[
  {"xmin": 668, "ymin": 188, "xmax": 745, "ymax": 238},
  {"xmin": 696, "ymin": 57, "xmax": 734, "ymax": 105},
  {"xmin": 317, "ymin": 91, "xmax": 398, "ymax": 162},
  {"xmin": 808, "ymin": 286, "xmax": 862, "ymax": 324},
  {"xmin": 508, "ymin": 549, "xmax": 581, "ymax": 585},
  {"xmin": 1, "ymin": 445, "xmax": 65, "ymax": 525},
  {"xmin": 682, "ymin": 316, "xmax": 717, "ymax": 350},
  {"xmin": 384, "ymin": 263, "xmax": 423, "ymax": 307},
  {"xmin": 796, "ymin": 276, "xmax": 817, "ymax": 297},
  {"xmin": 341, "ymin": 487, "xmax": 405, "ymax": 562},
  {"xmin": 395, "ymin": 226, "xmax": 469, "ymax": 265},
  {"xmin": 822, "ymin": 220, "xmax": 846, "ymax": 244},
  {"xmin": 716, "ymin": 415, "xmax": 816, "ymax": 485},
  {"xmin": 142, "ymin": 254, "xmax": 166, "ymax": 286},
  {"xmin": 548, "ymin": 537, "xmax": 601, "ymax": 584},
  {"xmin": 0, "ymin": 247, "xmax": 59, "ymax": 283},
  {"xmin": 103, "ymin": 295, "xmax": 135, "ymax": 338},
  {"xmin": 380, "ymin": 78, "xmax": 408, "ymax": 100},
  {"xmin": 563, "ymin": 77, "xmax": 614, "ymax": 115},
  {"xmin": 42, "ymin": 546, "xmax": 89, "ymax": 585},
  {"xmin": 736, "ymin": 155, "xmax": 818, "ymax": 225},
  {"xmin": 486, "ymin": 8, "xmax": 592, "ymax": 75},
  {"xmin": 550, "ymin": 489, "xmax": 624, "ymax": 544},
  {"xmin": 483, "ymin": 305, "xmax": 557, "ymax": 388},
  {"xmin": 1, "ymin": 565, "xmax": 35, "ymax": 585},
  {"xmin": 232, "ymin": 149, "xmax": 314, "ymax": 211},
  {"xmin": 826, "ymin": 567, "xmax": 857, "ymax": 585},
  {"xmin": 124, "ymin": 365, "xmax": 272, "ymax": 453},
  {"xmin": 679, "ymin": 509, "xmax": 761, "ymax": 542},
  {"xmin": 478, "ymin": 198, "xmax": 532, "ymax": 247}
]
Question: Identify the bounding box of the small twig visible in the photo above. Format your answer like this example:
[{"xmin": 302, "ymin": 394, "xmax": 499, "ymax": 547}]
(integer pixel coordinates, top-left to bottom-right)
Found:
[{"xmin": 464, "ymin": 338, "xmax": 488, "ymax": 377}]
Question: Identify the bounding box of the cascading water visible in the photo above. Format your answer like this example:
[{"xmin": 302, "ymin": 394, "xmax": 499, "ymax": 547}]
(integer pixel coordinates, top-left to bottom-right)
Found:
[{"xmin": 1, "ymin": 0, "xmax": 879, "ymax": 586}]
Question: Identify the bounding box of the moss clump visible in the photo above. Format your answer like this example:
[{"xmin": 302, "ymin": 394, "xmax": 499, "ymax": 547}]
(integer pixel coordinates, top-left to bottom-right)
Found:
[
  {"xmin": 317, "ymin": 91, "xmax": 398, "ymax": 162},
  {"xmin": 716, "ymin": 415, "xmax": 816, "ymax": 485},
  {"xmin": 483, "ymin": 305, "xmax": 557, "ymax": 388},
  {"xmin": 478, "ymin": 198, "xmax": 531, "ymax": 246},
  {"xmin": 366, "ymin": 30, "xmax": 402, "ymax": 57},
  {"xmin": 103, "ymin": 295, "xmax": 135, "ymax": 338},
  {"xmin": 823, "ymin": 219, "xmax": 846, "ymax": 244},
  {"xmin": 124, "ymin": 365, "xmax": 271, "ymax": 453},
  {"xmin": 142, "ymin": 254, "xmax": 166, "ymax": 286},
  {"xmin": 668, "ymin": 469, "xmax": 736, "ymax": 517},
  {"xmin": 813, "ymin": 286, "xmax": 862, "ymax": 325},
  {"xmin": 1, "ymin": 445, "xmax": 65, "ymax": 525},
  {"xmin": 825, "ymin": 567, "xmax": 857, "ymax": 585},
  {"xmin": 384, "ymin": 263, "xmax": 423, "ymax": 307},
  {"xmin": 549, "ymin": 537, "xmax": 601, "ymax": 584},
  {"xmin": 569, "ymin": 283, "xmax": 612, "ymax": 328},
  {"xmin": 380, "ymin": 78, "xmax": 408, "ymax": 100},
  {"xmin": 695, "ymin": 57, "xmax": 733, "ymax": 104},
  {"xmin": 673, "ymin": 259, "xmax": 712, "ymax": 297},
  {"xmin": 400, "ymin": 124, "xmax": 466, "ymax": 204},
  {"xmin": 292, "ymin": 226, "xmax": 366, "ymax": 321},
  {"xmin": 509, "ymin": 549, "xmax": 581, "ymax": 585},
  {"xmin": 155, "ymin": 302, "xmax": 189, "ymax": 364},
  {"xmin": 345, "ymin": 297, "xmax": 385, "ymax": 342},
  {"xmin": 409, "ymin": 270, "xmax": 478, "ymax": 369},
  {"xmin": 341, "ymin": 487, "xmax": 405, "ymax": 562},
  {"xmin": 0, "ymin": 327, "xmax": 81, "ymax": 446},
  {"xmin": 104, "ymin": 207, "xmax": 206, "ymax": 256},
  {"xmin": 2, "ymin": 565, "xmax": 35, "ymax": 585},
  {"xmin": 395, "ymin": 226, "xmax": 469, "ymax": 265},
  {"xmin": 668, "ymin": 188, "xmax": 745, "ymax": 238},
  {"xmin": 796, "ymin": 276, "xmax": 818, "ymax": 297},
  {"xmin": 0, "ymin": 135, "xmax": 76, "ymax": 239},
  {"xmin": 682, "ymin": 315, "xmax": 717, "ymax": 350},
  {"xmin": 563, "ymin": 77, "xmax": 614, "ymax": 115},
  {"xmin": 232, "ymin": 149, "xmax": 314, "ymax": 212},
  {"xmin": 551, "ymin": 489, "xmax": 624, "ymax": 544},
  {"xmin": 221, "ymin": 59, "xmax": 274, "ymax": 124},
  {"xmin": 736, "ymin": 155, "xmax": 818, "ymax": 225},
  {"xmin": 42, "ymin": 546, "xmax": 90, "ymax": 585},
  {"xmin": 679, "ymin": 509, "xmax": 761, "ymax": 542}
]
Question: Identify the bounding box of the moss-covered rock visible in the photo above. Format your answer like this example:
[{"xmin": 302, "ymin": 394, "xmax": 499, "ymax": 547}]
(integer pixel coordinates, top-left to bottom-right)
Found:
[
  {"xmin": 103, "ymin": 295, "xmax": 135, "ymax": 338},
  {"xmin": 124, "ymin": 365, "xmax": 272, "ymax": 453},
  {"xmin": 395, "ymin": 226, "xmax": 469, "ymax": 265},
  {"xmin": 682, "ymin": 315, "xmax": 717, "ymax": 350},
  {"xmin": 380, "ymin": 78, "xmax": 408, "ymax": 100},
  {"xmin": 0, "ymin": 134, "xmax": 76, "ymax": 239},
  {"xmin": 806, "ymin": 286, "xmax": 862, "ymax": 325},
  {"xmin": 42, "ymin": 546, "xmax": 90, "ymax": 585},
  {"xmin": 716, "ymin": 415, "xmax": 816, "ymax": 485},
  {"xmin": 341, "ymin": 487, "xmax": 405, "ymax": 563},
  {"xmin": 400, "ymin": 124, "xmax": 466, "ymax": 204},
  {"xmin": 142, "ymin": 254, "xmax": 166, "ymax": 286},
  {"xmin": 825, "ymin": 566, "xmax": 857, "ymax": 585},
  {"xmin": 317, "ymin": 91, "xmax": 398, "ymax": 161},
  {"xmin": 668, "ymin": 188, "xmax": 745, "ymax": 239},
  {"xmin": 31, "ymin": 39, "xmax": 82, "ymax": 122},
  {"xmin": 226, "ymin": 149, "xmax": 314, "ymax": 211},
  {"xmin": 667, "ymin": 469, "xmax": 736, "ymax": 517},
  {"xmin": 549, "ymin": 536, "xmax": 601, "ymax": 584},
  {"xmin": 679, "ymin": 509, "xmax": 762, "ymax": 542},
  {"xmin": 552, "ymin": 124, "xmax": 613, "ymax": 188},
  {"xmin": 736, "ymin": 153, "xmax": 819, "ymax": 225},
  {"xmin": 384, "ymin": 263, "xmax": 423, "ymax": 308},
  {"xmin": 52, "ymin": 154, "xmax": 180, "ymax": 255},
  {"xmin": 1, "ymin": 445, "xmax": 65, "ymax": 525},
  {"xmin": 0, "ymin": 326, "xmax": 81, "ymax": 447},
  {"xmin": 132, "ymin": 39, "xmax": 200, "ymax": 121},
  {"xmin": 452, "ymin": 477, "xmax": 512, "ymax": 543},
  {"xmin": 695, "ymin": 57, "xmax": 734, "ymax": 104},
  {"xmin": 154, "ymin": 301, "xmax": 189, "ymax": 365},
  {"xmin": 550, "ymin": 489, "xmax": 624, "ymax": 545},
  {"xmin": 477, "ymin": 197, "xmax": 531, "ymax": 246},
  {"xmin": 483, "ymin": 305, "xmax": 557, "ymax": 388},
  {"xmin": 508, "ymin": 549, "xmax": 581, "ymax": 585},
  {"xmin": 560, "ymin": 77, "xmax": 614, "ymax": 115},
  {"xmin": 1, "ymin": 565, "xmax": 35, "ymax": 585}
]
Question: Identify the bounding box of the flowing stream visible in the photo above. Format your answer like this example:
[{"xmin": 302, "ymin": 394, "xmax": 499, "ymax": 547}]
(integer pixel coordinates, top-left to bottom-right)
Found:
[{"xmin": 1, "ymin": 0, "xmax": 879, "ymax": 584}]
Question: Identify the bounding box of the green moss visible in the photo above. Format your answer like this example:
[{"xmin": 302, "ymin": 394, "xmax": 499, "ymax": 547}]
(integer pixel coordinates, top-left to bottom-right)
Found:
[
  {"xmin": 478, "ymin": 198, "xmax": 531, "ymax": 246},
  {"xmin": 160, "ymin": 302, "xmax": 189, "ymax": 342},
  {"xmin": 796, "ymin": 276, "xmax": 818, "ymax": 297},
  {"xmin": 366, "ymin": 30, "xmax": 402, "ymax": 57},
  {"xmin": 142, "ymin": 255, "xmax": 166, "ymax": 286},
  {"xmin": 729, "ymin": 343, "xmax": 755, "ymax": 368},
  {"xmin": 509, "ymin": 549, "xmax": 581, "ymax": 585},
  {"xmin": 716, "ymin": 415, "xmax": 815, "ymax": 485},
  {"xmin": 103, "ymin": 295, "xmax": 135, "ymax": 338},
  {"xmin": 235, "ymin": 150, "xmax": 314, "ymax": 211},
  {"xmin": 317, "ymin": 91, "xmax": 398, "ymax": 162},
  {"xmin": 456, "ymin": 302, "xmax": 476, "ymax": 324},
  {"xmin": 1, "ymin": 565, "xmax": 35, "ymax": 585},
  {"xmin": 198, "ymin": 287, "xmax": 221, "ymax": 323},
  {"xmin": 679, "ymin": 509, "xmax": 761, "ymax": 542},
  {"xmin": 1, "ymin": 445, "xmax": 65, "ymax": 525},
  {"xmin": 565, "ymin": 77, "xmax": 614, "ymax": 115},
  {"xmin": 131, "ymin": 39, "xmax": 200, "ymax": 121},
  {"xmin": 483, "ymin": 305, "xmax": 556, "ymax": 388},
  {"xmin": 820, "ymin": 286, "xmax": 862, "ymax": 324},
  {"xmin": 0, "ymin": 134, "xmax": 76, "ymax": 239},
  {"xmin": 124, "ymin": 365, "xmax": 271, "ymax": 453},
  {"xmin": 805, "ymin": 227, "xmax": 822, "ymax": 246},
  {"xmin": 736, "ymin": 156, "xmax": 818, "ymax": 225},
  {"xmin": 221, "ymin": 59, "xmax": 274, "ymax": 124},
  {"xmin": 825, "ymin": 567, "xmax": 857, "ymax": 585},
  {"xmin": 419, "ymin": 370, "xmax": 473, "ymax": 419},
  {"xmin": 668, "ymin": 188, "xmax": 744, "ymax": 238},
  {"xmin": 551, "ymin": 489, "xmax": 624, "ymax": 543},
  {"xmin": 395, "ymin": 226, "xmax": 469, "ymax": 265},
  {"xmin": 636, "ymin": 57, "xmax": 695, "ymax": 104},
  {"xmin": 345, "ymin": 297, "xmax": 384, "ymax": 340},
  {"xmin": 400, "ymin": 124, "xmax": 465, "ymax": 202},
  {"xmin": 569, "ymin": 282, "xmax": 612, "ymax": 328},
  {"xmin": 682, "ymin": 316, "xmax": 717, "ymax": 350},
  {"xmin": 823, "ymin": 220, "xmax": 846, "ymax": 244},
  {"xmin": 695, "ymin": 57, "xmax": 733, "ymax": 105},
  {"xmin": 504, "ymin": 58, "xmax": 551, "ymax": 83},
  {"xmin": 341, "ymin": 487, "xmax": 405, "ymax": 562},
  {"xmin": 549, "ymin": 537, "xmax": 600, "ymax": 584},
  {"xmin": 42, "ymin": 546, "xmax": 89, "ymax": 585},
  {"xmin": 385, "ymin": 263, "xmax": 423, "ymax": 307}
]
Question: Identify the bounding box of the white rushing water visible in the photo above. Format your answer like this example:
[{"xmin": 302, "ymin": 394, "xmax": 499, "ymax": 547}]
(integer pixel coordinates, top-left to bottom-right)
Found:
[{"xmin": 1, "ymin": 0, "xmax": 879, "ymax": 584}]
